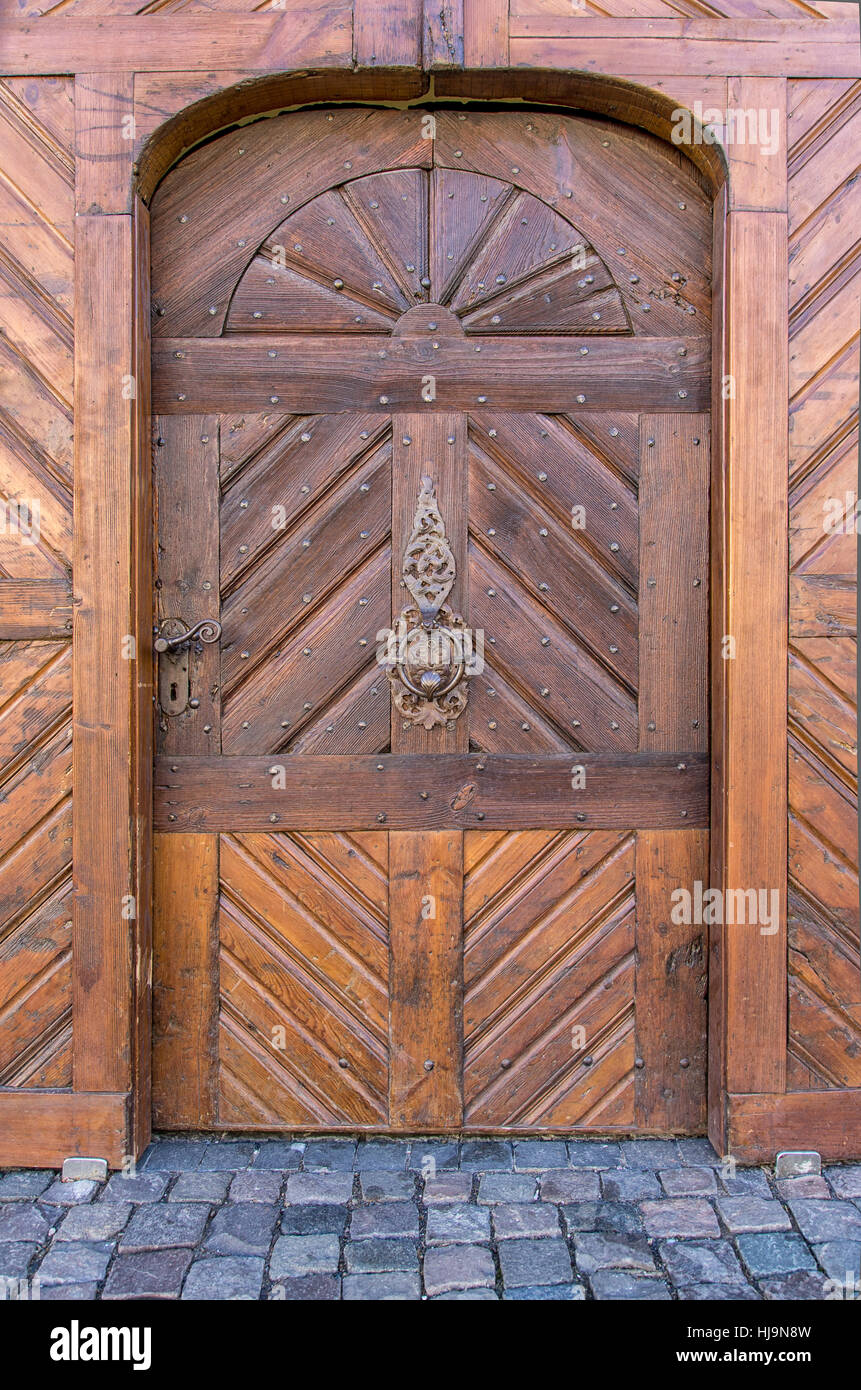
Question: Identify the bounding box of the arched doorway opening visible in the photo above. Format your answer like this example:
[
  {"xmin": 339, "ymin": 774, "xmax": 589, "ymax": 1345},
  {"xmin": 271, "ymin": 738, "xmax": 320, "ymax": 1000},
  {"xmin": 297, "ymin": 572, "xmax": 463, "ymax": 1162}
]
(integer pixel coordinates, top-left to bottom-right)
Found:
[{"xmin": 146, "ymin": 100, "xmax": 717, "ymax": 1137}]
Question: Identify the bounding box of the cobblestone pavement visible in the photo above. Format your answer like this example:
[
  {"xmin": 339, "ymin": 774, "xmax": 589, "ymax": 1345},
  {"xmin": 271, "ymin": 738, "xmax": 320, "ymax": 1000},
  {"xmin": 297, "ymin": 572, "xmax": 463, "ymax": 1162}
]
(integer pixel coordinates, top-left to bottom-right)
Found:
[{"xmin": 2, "ymin": 1136, "xmax": 860, "ymax": 1300}]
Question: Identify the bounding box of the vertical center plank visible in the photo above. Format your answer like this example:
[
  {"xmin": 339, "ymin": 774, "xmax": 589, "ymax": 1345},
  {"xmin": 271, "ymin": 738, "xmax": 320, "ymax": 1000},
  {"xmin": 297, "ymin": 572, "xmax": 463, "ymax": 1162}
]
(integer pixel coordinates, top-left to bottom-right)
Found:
[{"xmin": 389, "ymin": 830, "xmax": 464, "ymax": 1128}]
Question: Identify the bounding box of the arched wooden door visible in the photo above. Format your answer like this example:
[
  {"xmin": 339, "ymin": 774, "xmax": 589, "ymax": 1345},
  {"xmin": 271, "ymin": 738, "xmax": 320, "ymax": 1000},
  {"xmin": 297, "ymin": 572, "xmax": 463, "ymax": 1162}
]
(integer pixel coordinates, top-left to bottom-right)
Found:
[{"xmin": 150, "ymin": 107, "xmax": 711, "ymax": 1135}]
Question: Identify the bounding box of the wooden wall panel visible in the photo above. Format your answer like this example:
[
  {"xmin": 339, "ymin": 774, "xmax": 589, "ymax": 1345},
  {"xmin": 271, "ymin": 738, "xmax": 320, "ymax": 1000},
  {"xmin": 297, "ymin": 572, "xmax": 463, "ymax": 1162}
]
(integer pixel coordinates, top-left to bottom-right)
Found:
[
  {"xmin": 0, "ymin": 76, "xmax": 75, "ymax": 1096},
  {"xmin": 786, "ymin": 77, "xmax": 860, "ymax": 1092}
]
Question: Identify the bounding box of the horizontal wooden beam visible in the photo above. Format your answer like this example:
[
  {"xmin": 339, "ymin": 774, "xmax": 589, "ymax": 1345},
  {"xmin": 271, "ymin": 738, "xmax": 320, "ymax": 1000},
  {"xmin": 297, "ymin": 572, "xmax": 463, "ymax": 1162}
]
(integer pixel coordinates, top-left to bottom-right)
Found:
[
  {"xmin": 510, "ymin": 11, "xmax": 860, "ymax": 78},
  {"xmin": 728, "ymin": 1089, "xmax": 861, "ymax": 1164},
  {"xmin": 0, "ymin": 10, "xmax": 855, "ymax": 77},
  {"xmin": 155, "ymin": 752, "xmax": 708, "ymax": 831},
  {"xmin": 0, "ymin": 8, "xmax": 353, "ymax": 74},
  {"xmin": 0, "ymin": 1090, "xmax": 129, "ymax": 1169},
  {"xmin": 0, "ymin": 578, "xmax": 73, "ymax": 640},
  {"xmin": 153, "ymin": 335, "xmax": 708, "ymax": 414}
]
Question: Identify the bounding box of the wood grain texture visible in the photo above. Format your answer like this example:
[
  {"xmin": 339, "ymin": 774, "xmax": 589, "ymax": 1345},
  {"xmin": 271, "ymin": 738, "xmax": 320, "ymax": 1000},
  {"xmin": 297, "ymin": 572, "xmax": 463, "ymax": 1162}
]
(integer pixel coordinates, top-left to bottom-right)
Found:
[
  {"xmin": 0, "ymin": 1090, "xmax": 128, "ymax": 1170},
  {"xmin": 713, "ymin": 211, "xmax": 789, "ymax": 1111},
  {"xmin": 354, "ymin": 0, "xmax": 422, "ymax": 66},
  {"xmin": 152, "ymin": 833, "xmax": 218, "ymax": 1129},
  {"xmin": 74, "ymin": 72, "xmax": 134, "ymax": 216},
  {"xmin": 218, "ymin": 831, "xmax": 388, "ymax": 1127},
  {"xmin": 0, "ymin": 76, "xmax": 73, "ymax": 583},
  {"xmin": 464, "ymin": 830, "xmax": 636, "ymax": 1128},
  {"xmin": 389, "ymin": 830, "xmax": 463, "ymax": 1127},
  {"xmin": 0, "ymin": 640, "xmax": 72, "ymax": 1088},
  {"xmin": 154, "ymin": 754, "xmax": 709, "ymax": 831},
  {"xmin": 508, "ymin": 13, "xmax": 860, "ymax": 78},
  {"xmin": 72, "ymin": 213, "xmax": 135, "ymax": 1094},
  {"xmin": 0, "ymin": 579, "xmax": 72, "ymax": 639},
  {"xmin": 728, "ymin": 1089, "xmax": 861, "ymax": 1163},
  {"xmin": 786, "ymin": 78, "xmax": 859, "ymax": 1097},
  {"xmin": 0, "ymin": 6, "xmax": 354, "ymax": 74},
  {"xmin": 153, "ymin": 336, "xmax": 709, "ymax": 414}
]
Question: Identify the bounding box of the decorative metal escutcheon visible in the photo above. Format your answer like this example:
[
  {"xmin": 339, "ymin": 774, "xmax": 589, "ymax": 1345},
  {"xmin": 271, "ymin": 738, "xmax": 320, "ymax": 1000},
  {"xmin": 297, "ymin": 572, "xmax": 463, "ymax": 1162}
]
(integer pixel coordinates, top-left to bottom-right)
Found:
[{"xmin": 387, "ymin": 475, "xmax": 471, "ymax": 731}]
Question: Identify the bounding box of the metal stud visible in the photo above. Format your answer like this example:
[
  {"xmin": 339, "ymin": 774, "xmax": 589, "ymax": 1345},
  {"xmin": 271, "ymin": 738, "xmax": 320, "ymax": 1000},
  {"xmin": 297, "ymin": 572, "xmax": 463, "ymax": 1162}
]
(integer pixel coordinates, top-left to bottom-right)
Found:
[{"xmin": 541, "ymin": 637, "xmax": 550, "ymax": 646}]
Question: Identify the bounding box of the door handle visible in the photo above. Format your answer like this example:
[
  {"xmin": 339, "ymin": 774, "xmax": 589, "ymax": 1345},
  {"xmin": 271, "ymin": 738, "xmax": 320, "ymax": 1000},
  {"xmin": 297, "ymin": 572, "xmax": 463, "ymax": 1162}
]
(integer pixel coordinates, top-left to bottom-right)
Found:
[
  {"xmin": 155, "ymin": 619, "xmax": 221, "ymax": 716},
  {"xmin": 154, "ymin": 619, "xmax": 222, "ymax": 653}
]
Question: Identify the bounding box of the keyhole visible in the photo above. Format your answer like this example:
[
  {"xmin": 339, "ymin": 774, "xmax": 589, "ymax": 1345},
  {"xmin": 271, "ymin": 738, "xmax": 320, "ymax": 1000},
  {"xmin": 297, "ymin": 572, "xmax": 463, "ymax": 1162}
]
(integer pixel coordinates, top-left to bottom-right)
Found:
[{"xmin": 170, "ymin": 681, "xmax": 178, "ymax": 702}]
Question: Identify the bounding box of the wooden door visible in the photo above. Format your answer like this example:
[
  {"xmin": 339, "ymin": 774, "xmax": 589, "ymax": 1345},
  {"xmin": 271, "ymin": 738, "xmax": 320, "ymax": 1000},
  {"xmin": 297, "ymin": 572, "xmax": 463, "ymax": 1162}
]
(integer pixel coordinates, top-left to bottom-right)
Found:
[{"xmin": 150, "ymin": 107, "xmax": 711, "ymax": 1135}]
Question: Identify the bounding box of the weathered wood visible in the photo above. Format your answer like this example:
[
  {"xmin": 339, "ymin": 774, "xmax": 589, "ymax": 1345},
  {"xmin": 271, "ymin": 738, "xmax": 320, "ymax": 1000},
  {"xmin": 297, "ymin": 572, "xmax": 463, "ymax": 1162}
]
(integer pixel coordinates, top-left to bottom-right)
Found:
[
  {"xmin": 154, "ymin": 753, "xmax": 709, "ymax": 832},
  {"xmin": 74, "ymin": 73, "xmax": 134, "ymax": 216},
  {"xmin": 389, "ymin": 831, "xmax": 463, "ymax": 1127},
  {"xmin": 635, "ymin": 831, "xmax": 709, "ymax": 1133},
  {"xmin": 424, "ymin": 0, "xmax": 464, "ymax": 68},
  {"xmin": 0, "ymin": 579, "xmax": 72, "ymax": 639},
  {"xmin": 464, "ymin": 0, "xmax": 508, "ymax": 67},
  {"xmin": 638, "ymin": 415, "xmax": 710, "ymax": 751},
  {"xmin": 152, "ymin": 833, "xmax": 219, "ymax": 1130},
  {"xmin": 728, "ymin": 1089, "xmax": 861, "ymax": 1163},
  {"xmin": 0, "ymin": 7, "xmax": 354, "ymax": 75},
  {"xmin": 725, "ymin": 77, "xmax": 788, "ymax": 213},
  {"xmin": 0, "ymin": 1090, "xmax": 128, "ymax": 1170},
  {"xmin": 464, "ymin": 829, "xmax": 636, "ymax": 1128},
  {"xmin": 153, "ymin": 336, "xmax": 710, "ymax": 414},
  {"xmin": 131, "ymin": 195, "xmax": 152, "ymax": 1158},
  {"xmin": 72, "ymin": 213, "xmax": 135, "ymax": 1095},
  {"xmin": 355, "ymin": 0, "xmax": 422, "ymax": 67},
  {"xmin": 508, "ymin": 13, "xmax": 861, "ymax": 79},
  {"xmin": 713, "ymin": 211, "xmax": 789, "ymax": 1115}
]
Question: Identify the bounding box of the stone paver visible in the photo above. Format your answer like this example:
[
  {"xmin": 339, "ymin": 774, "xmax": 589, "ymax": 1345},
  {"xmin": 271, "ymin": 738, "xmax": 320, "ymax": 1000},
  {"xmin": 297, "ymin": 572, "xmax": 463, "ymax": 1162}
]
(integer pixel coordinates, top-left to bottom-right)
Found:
[
  {"xmin": 716, "ymin": 1197, "xmax": 793, "ymax": 1233},
  {"xmin": 492, "ymin": 1204, "xmax": 560, "ymax": 1240},
  {"xmin": 826, "ymin": 1165, "xmax": 861, "ymax": 1199},
  {"xmin": 601, "ymin": 1170, "xmax": 662, "ymax": 1202},
  {"xmin": 284, "ymin": 1172, "xmax": 353, "ymax": 1205},
  {"xmin": 641, "ymin": 1199, "xmax": 721, "ymax": 1238},
  {"xmin": 170, "ymin": 1172, "xmax": 232, "ymax": 1204},
  {"xmin": 658, "ymin": 1239, "xmax": 748, "ymax": 1288},
  {"xmin": 659, "ymin": 1168, "xmax": 717, "ymax": 1197},
  {"xmin": 182, "ymin": 1256, "xmax": 264, "ymax": 1300},
  {"xmin": 359, "ymin": 1171, "xmax": 416, "ymax": 1202},
  {"xmin": 423, "ymin": 1243, "xmax": 496, "ymax": 1296},
  {"xmin": 120, "ymin": 1202, "xmax": 210, "ymax": 1251},
  {"xmin": 204, "ymin": 1203, "xmax": 279, "ymax": 1257},
  {"xmin": 590, "ymin": 1271, "xmax": 672, "ymax": 1300},
  {"xmin": 423, "ymin": 1173, "xmax": 472, "ymax": 1204},
  {"xmin": 736, "ymin": 1233, "xmax": 817, "ymax": 1278},
  {"xmin": 476, "ymin": 1172, "xmax": 536, "ymax": 1204},
  {"xmin": 574, "ymin": 1232, "xmax": 656, "ymax": 1274},
  {"xmin": 539, "ymin": 1170, "xmax": 600, "ymax": 1202},
  {"xmin": 789, "ymin": 1199, "xmax": 861, "ymax": 1244},
  {"xmin": 281, "ymin": 1204, "xmax": 348, "ymax": 1236},
  {"xmin": 426, "ymin": 1203, "xmax": 490, "ymax": 1245},
  {"xmin": 103, "ymin": 1249, "xmax": 192, "ymax": 1299},
  {"xmin": 343, "ymin": 1272, "xmax": 420, "ymax": 1300},
  {"xmin": 498, "ymin": 1236, "xmax": 572, "ymax": 1287},
  {"xmin": 350, "ymin": 1202, "xmax": 418, "ymax": 1240},
  {"xmin": 56, "ymin": 1203, "xmax": 132, "ymax": 1242},
  {"xmin": 344, "ymin": 1238, "xmax": 418, "ymax": 1273},
  {"xmin": 3, "ymin": 1135, "xmax": 861, "ymax": 1300},
  {"xmin": 270, "ymin": 1234, "xmax": 340, "ymax": 1280}
]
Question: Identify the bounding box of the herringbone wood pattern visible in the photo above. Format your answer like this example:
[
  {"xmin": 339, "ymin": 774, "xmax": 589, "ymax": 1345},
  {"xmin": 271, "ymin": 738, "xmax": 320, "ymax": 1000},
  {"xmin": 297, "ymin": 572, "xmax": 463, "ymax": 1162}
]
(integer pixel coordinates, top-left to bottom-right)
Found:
[
  {"xmin": 0, "ymin": 640, "xmax": 73, "ymax": 1085},
  {"xmin": 786, "ymin": 79, "xmax": 860, "ymax": 1089},
  {"xmin": 463, "ymin": 829, "xmax": 636, "ymax": 1127},
  {"xmin": 220, "ymin": 412, "xmax": 393, "ymax": 756},
  {"xmin": 0, "ymin": 76, "xmax": 74, "ymax": 1089},
  {"xmin": 218, "ymin": 830, "xmax": 389, "ymax": 1125}
]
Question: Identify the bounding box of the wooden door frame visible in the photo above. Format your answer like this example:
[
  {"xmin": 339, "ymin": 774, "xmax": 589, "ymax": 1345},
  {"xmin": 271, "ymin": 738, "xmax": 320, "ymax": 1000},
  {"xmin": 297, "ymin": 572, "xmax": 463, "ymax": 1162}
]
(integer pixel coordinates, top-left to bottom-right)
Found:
[{"xmin": 1, "ymin": 3, "xmax": 858, "ymax": 1165}]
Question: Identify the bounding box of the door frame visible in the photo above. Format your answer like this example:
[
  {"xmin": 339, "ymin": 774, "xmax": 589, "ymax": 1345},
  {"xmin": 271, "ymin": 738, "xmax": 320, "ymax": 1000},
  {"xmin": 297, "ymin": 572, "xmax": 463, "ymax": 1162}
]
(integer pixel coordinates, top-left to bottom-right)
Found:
[{"xmin": 5, "ymin": 13, "xmax": 857, "ymax": 1163}]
